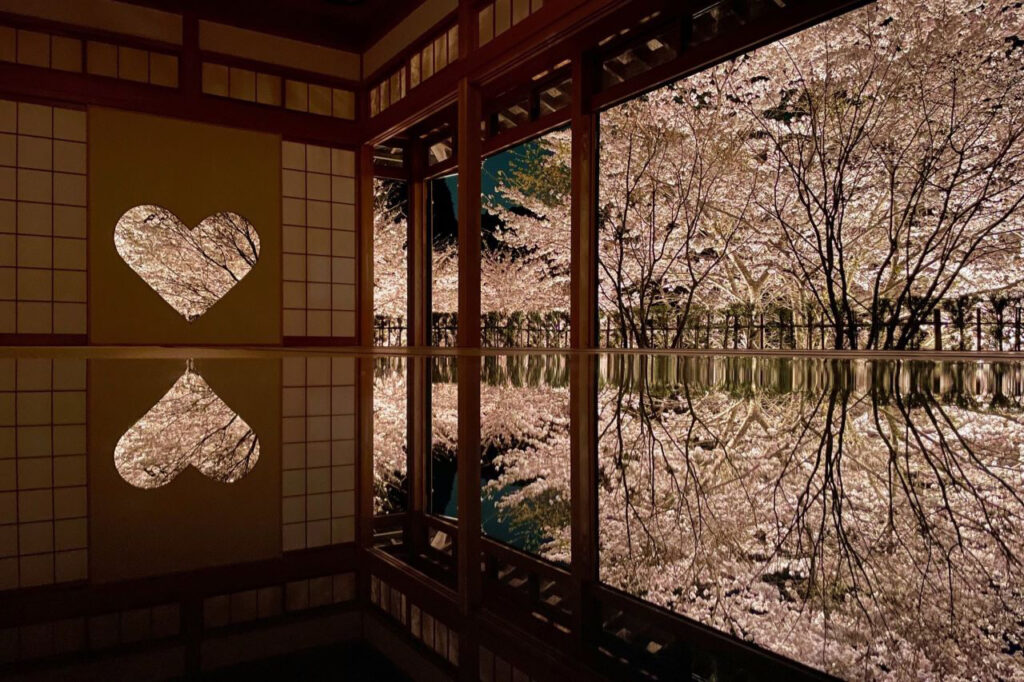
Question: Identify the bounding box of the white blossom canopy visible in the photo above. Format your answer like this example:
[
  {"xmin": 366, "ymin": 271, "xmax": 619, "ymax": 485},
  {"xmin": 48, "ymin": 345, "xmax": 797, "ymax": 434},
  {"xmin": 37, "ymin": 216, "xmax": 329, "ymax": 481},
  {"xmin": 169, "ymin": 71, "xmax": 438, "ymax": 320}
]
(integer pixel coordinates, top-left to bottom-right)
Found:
[{"xmin": 114, "ymin": 205, "xmax": 261, "ymax": 321}]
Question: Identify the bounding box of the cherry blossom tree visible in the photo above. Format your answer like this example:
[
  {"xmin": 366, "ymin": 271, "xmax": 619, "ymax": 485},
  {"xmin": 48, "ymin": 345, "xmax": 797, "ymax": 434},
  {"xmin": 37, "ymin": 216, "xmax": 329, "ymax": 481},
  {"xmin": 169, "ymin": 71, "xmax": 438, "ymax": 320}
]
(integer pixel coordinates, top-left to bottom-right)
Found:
[
  {"xmin": 728, "ymin": 0, "xmax": 1024, "ymax": 348},
  {"xmin": 371, "ymin": 1, "xmax": 1024, "ymax": 350},
  {"xmin": 484, "ymin": 128, "xmax": 572, "ymax": 317},
  {"xmin": 373, "ymin": 179, "xmax": 408, "ymax": 324},
  {"xmin": 114, "ymin": 205, "xmax": 260, "ymax": 321}
]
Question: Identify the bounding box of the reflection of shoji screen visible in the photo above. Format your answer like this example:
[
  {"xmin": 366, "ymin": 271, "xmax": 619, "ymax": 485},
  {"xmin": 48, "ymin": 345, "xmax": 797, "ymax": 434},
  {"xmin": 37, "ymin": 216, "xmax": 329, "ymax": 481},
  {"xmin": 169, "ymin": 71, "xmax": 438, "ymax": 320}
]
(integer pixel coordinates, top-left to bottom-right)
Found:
[
  {"xmin": 479, "ymin": 646, "xmax": 536, "ymax": 681},
  {"xmin": 0, "ymin": 100, "xmax": 87, "ymax": 336},
  {"xmin": 281, "ymin": 141, "xmax": 357, "ymax": 339},
  {"xmin": 370, "ymin": 573, "xmax": 460, "ymax": 667},
  {"xmin": 281, "ymin": 356, "xmax": 356, "ymax": 550},
  {"xmin": 203, "ymin": 572, "xmax": 355, "ymax": 629},
  {"xmin": 0, "ymin": 602, "xmax": 179, "ymax": 665},
  {"xmin": 0, "ymin": 359, "xmax": 87, "ymax": 591}
]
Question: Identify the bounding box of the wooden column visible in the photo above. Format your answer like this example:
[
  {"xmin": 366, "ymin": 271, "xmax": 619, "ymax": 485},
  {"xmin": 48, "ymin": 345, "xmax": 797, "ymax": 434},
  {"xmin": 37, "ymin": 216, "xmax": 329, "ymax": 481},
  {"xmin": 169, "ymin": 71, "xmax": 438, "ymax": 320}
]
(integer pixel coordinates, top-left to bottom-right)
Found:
[
  {"xmin": 408, "ymin": 144, "xmax": 431, "ymax": 348},
  {"xmin": 458, "ymin": 0, "xmax": 479, "ymax": 58},
  {"xmin": 406, "ymin": 355, "xmax": 428, "ymax": 561},
  {"xmin": 456, "ymin": 354, "xmax": 482, "ymax": 678},
  {"xmin": 357, "ymin": 357, "xmax": 375, "ymax": 548},
  {"xmin": 407, "ymin": 140, "xmax": 431, "ymax": 561},
  {"xmin": 356, "ymin": 356, "xmax": 375, "ymax": 619},
  {"xmin": 358, "ymin": 144, "xmax": 376, "ymax": 347},
  {"xmin": 456, "ymin": 77, "xmax": 483, "ymax": 349},
  {"xmin": 455, "ymin": 66, "xmax": 483, "ymax": 680},
  {"xmin": 180, "ymin": 12, "xmax": 201, "ymax": 99},
  {"xmin": 569, "ymin": 352, "xmax": 599, "ymax": 650},
  {"xmin": 570, "ymin": 54, "xmax": 599, "ymax": 349},
  {"xmin": 569, "ymin": 51, "xmax": 602, "ymax": 654}
]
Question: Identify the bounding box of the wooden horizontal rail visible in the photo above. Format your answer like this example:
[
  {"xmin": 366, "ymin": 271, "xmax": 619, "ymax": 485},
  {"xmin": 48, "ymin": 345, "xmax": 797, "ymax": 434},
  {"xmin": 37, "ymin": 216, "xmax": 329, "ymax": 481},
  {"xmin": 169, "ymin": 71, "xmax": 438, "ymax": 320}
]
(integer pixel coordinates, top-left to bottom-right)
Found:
[
  {"xmin": 364, "ymin": 547, "xmax": 462, "ymax": 626},
  {"xmin": 592, "ymin": 0, "xmax": 869, "ymax": 111},
  {"xmin": 480, "ymin": 537, "xmax": 571, "ymax": 585},
  {"xmin": 482, "ymin": 107, "xmax": 569, "ymax": 157},
  {"xmin": 1, "ymin": 544, "xmax": 358, "ymax": 628},
  {"xmin": 593, "ymin": 584, "xmax": 840, "ymax": 681}
]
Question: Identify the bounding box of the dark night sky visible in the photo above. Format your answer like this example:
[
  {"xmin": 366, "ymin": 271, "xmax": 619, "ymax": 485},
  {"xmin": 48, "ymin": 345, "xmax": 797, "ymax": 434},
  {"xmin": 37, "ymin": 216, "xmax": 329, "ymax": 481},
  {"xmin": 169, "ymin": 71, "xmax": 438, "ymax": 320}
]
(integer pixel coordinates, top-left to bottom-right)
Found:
[{"xmin": 430, "ymin": 145, "xmax": 527, "ymax": 248}]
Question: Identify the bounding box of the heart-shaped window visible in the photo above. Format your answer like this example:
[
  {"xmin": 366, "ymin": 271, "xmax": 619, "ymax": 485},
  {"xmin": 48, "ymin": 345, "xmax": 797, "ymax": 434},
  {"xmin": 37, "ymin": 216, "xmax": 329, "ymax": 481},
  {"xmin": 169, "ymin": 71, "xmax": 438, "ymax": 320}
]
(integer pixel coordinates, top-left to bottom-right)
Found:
[
  {"xmin": 115, "ymin": 362, "xmax": 260, "ymax": 489},
  {"xmin": 114, "ymin": 205, "xmax": 260, "ymax": 321}
]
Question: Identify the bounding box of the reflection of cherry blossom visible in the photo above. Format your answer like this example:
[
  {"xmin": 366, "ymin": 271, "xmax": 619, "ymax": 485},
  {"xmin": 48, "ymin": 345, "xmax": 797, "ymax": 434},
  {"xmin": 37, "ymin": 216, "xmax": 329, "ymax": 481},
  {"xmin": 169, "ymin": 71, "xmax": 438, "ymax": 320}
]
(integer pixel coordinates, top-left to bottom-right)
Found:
[
  {"xmin": 597, "ymin": 356, "xmax": 1024, "ymax": 680},
  {"xmin": 373, "ymin": 358, "xmax": 408, "ymax": 514},
  {"xmin": 115, "ymin": 365, "xmax": 260, "ymax": 489},
  {"xmin": 372, "ymin": 356, "xmax": 572, "ymax": 559},
  {"xmin": 370, "ymin": 352, "xmax": 1024, "ymax": 677},
  {"xmin": 481, "ymin": 356, "xmax": 572, "ymax": 562}
]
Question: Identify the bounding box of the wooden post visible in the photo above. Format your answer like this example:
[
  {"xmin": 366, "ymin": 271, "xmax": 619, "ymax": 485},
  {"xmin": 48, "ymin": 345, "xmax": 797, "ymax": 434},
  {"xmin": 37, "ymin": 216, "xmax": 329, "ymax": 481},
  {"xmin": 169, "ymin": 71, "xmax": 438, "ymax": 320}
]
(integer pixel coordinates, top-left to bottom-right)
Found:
[
  {"xmin": 998, "ymin": 308, "xmax": 1005, "ymax": 352},
  {"xmin": 406, "ymin": 355, "xmax": 428, "ymax": 567},
  {"xmin": 455, "ymin": 69, "xmax": 483, "ymax": 681},
  {"xmin": 570, "ymin": 54, "xmax": 599, "ymax": 349},
  {"xmin": 569, "ymin": 353, "xmax": 599, "ymax": 652},
  {"xmin": 408, "ymin": 144, "xmax": 431, "ymax": 347},
  {"xmin": 456, "ymin": 78, "xmax": 482, "ymax": 349},
  {"xmin": 934, "ymin": 308, "xmax": 942, "ymax": 351},
  {"xmin": 976, "ymin": 308, "xmax": 983, "ymax": 351},
  {"xmin": 1011, "ymin": 307, "xmax": 1019, "ymax": 352},
  {"xmin": 356, "ymin": 356, "xmax": 376, "ymax": 629},
  {"xmin": 358, "ymin": 144, "xmax": 375, "ymax": 346},
  {"xmin": 180, "ymin": 12, "xmax": 200, "ymax": 99},
  {"xmin": 357, "ymin": 357, "xmax": 375, "ymax": 547},
  {"xmin": 456, "ymin": 356, "xmax": 482, "ymax": 612}
]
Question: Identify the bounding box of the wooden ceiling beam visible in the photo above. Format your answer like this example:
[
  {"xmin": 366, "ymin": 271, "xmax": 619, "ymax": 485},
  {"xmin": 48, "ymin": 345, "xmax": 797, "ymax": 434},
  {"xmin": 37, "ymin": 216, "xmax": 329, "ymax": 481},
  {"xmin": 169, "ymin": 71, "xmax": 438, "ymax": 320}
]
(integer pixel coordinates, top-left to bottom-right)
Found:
[{"xmin": 118, "ymin": 0, "xmax": 424, "ymax": 52}]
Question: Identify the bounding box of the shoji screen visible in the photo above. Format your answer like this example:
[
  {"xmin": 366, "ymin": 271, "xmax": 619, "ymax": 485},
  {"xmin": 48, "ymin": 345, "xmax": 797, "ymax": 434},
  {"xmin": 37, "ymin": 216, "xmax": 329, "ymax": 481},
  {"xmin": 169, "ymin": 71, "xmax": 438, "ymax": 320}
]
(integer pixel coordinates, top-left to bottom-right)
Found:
[
  {"xmin": 281, "ymin": 141, "xmax": 357, "ymax": 341},
  {"xmin": 0, "ymin": 100, "xmax": 87, "ymax": 338}
]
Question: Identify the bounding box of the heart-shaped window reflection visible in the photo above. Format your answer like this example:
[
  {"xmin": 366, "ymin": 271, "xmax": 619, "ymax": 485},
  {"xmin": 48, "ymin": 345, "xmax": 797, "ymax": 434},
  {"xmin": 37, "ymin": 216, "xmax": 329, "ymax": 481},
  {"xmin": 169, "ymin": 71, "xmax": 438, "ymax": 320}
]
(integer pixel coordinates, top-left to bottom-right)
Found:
[
  {"xmin": 115, "ymin": 363, "xmax": 260, "ymax": 489},
  {"xmin": 114, "ymin": 205, "xmax": 260, "ymax": 320}
]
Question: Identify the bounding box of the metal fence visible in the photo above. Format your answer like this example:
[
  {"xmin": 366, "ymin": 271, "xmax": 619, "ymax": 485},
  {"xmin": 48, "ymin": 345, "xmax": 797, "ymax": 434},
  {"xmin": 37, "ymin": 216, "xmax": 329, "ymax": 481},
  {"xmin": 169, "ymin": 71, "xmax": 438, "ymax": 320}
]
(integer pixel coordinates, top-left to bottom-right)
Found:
[
  {"xmin": 373, "ymin": 304, "xmax": 1024, "ymax": 351},
  {"xmin": 375, "ymin": 313, "xmax": 571, "ymax": 349},
  {"xmin": 599, "ymin": 306, "xmax": 1024, "ymax": 351}
]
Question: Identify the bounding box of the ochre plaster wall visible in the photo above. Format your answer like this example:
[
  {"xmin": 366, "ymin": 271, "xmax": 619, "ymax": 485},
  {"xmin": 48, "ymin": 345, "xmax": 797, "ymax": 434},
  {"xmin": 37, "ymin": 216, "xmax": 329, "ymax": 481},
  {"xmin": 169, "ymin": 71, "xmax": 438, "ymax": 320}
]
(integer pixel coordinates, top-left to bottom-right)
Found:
[
  {"xmin": 88, "ymin": 108, "xmax": 281, "ymax": 344},
  {"xmin": 87, "ymin": 357, "xmax": 281, "ymax": 582}
]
